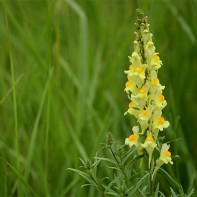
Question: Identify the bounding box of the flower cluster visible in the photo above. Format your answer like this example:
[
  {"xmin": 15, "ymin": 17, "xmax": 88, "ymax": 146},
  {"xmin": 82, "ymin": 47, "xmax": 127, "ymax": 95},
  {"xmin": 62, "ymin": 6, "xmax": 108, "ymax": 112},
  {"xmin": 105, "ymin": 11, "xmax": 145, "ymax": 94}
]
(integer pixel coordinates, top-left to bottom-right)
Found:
[{"xmin": 124, "ymin": 10, "xmax": 173, "ymax": 177}]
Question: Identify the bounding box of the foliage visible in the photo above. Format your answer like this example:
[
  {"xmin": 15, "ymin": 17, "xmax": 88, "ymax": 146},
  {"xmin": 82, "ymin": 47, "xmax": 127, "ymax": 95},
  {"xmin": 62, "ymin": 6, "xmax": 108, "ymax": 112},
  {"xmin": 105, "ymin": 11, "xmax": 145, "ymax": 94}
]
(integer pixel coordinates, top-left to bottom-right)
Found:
[
  {"xmin": 70, "ymin": 133, "xmax": 193, "ymax": 196},
  {"xmin": 0, "ymin": 0, "xmax": 196, "ymax": 196}
]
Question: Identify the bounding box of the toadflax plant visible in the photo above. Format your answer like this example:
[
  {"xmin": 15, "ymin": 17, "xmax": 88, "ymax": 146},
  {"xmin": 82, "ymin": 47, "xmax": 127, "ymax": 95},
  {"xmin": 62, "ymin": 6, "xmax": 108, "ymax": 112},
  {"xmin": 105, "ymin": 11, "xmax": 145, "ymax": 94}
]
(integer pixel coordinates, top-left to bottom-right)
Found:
[
  {"xmin": 69, "ymin": 10, "xmax": 194, "ymax": 197},
  {"xmin": 124, "ymin": 10, "xmax": 172, "ymax": 178}
]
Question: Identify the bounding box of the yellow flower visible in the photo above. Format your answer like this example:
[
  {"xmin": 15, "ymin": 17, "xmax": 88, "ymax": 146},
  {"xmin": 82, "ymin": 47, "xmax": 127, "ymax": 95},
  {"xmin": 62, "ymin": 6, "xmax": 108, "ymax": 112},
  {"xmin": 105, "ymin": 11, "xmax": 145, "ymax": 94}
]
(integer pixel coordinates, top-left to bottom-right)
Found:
[
  {"xmin": 138, "ymin": 109, "xmax": 150, "ymax": 133},
  {"xmin": 152, "ymin": 143, "xmax": 173, "ymax": 180},
  {"xmin": 124, "ymin": 80, "xmax": 135, "ymax": 94},
  {"xmin": 125, "ymin": 126, "xmax": 139, "ymax": 148},
  {"xmin": 125, "ymin": 101, "xmax": 139, "ymax": 118},
  {"xmin": 149, "ymin": 71, "xmax": 165, "ymax": 93},
  {"xmin": 129, "ymin": 64, "xmax": 134, "ymax": 70},
  {"xmin": 139, "ymin": 110, "xmax": 149, "ymax": 120},
  {"xmin": 145, "ymin": 41, "xmax": 155, "ymax": 62},
  {"xmin": 129, "ymin": 52, "xmax": 141, "ymax": 67},
  {"xmin": 124, "ymin": 64, "xmax": 135, "ymax": 75},
  {"xmin": 131, "ymin": 88, "xmax": 148, "ymax": 107},
  {"xmin": 160, "ymin": 146, "xmax": 173, "ymax": 165},
  {"xmin": 127, "ymin": 65, "xmax": 145, "ymax": 85},
  {"xmin": 152, "ymin": 111, "xmax": 170, "ymax": 131},
  {"xmin": 142, "ymin": 29, "xmax": 152, "ymax": 44},
  {"xmin": 155, "ymin": 94, "xmax": 167, "ymax": 109},
  {"xmin": 150, "ymin": 54, "xmax": 162, "ymax": 70},
  {"xmin": 141, "ymin": 133, "xmax": 157, "ymax": 168},
  {"xmin": 133, "ymin": 41, "xmax": 140, "ymax": 53}
]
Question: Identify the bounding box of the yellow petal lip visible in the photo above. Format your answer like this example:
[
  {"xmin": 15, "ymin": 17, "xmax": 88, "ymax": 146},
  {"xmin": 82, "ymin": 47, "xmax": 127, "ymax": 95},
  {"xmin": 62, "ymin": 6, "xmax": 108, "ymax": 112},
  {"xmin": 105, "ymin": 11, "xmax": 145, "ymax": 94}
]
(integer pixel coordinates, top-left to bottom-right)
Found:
[
  {"xmin": 154, "ymin": 55, "xmax": 160, "ymax": 60},
  {"xmin": 129, "ymin": 134, "xmax": 138, "ymax": 141},
  {"xmin": 139, "ymin": 88, "xmax": 147, "ymax": 94},
  {"xmin": 153, "ymin": 78, "xmax": 159, "ymax": 83},
  {"xmin": 156, "ymin": 117, "xmax": 165, "ymax": 124},
  {"xmin": 158, "ymin": 94, "xmax": 164, "ymax": 101},
  {"xmin": 135, "ymin": 66, "xmax": 144, "ymax": 73},
  {"xmin": 129, "ymin": 102, "xmax": 134, "ymax": 108},
  {"xmin": 163, "ymin": 151, "xmax": 171, "ymax": 157},
  {"xmin": 142, "ymin": 110, "xmax": 148, "ymax": 116},
  {"xmin": 125, "ymin": 81, "xmax": 132, "ymax": 87},
  {"xmin": 146, "ymin": 136, "xmax": 154, "ymax": 141},
  {"xmin": 129, "ymin": 64, "xmax": 134, "ymax": 70}
]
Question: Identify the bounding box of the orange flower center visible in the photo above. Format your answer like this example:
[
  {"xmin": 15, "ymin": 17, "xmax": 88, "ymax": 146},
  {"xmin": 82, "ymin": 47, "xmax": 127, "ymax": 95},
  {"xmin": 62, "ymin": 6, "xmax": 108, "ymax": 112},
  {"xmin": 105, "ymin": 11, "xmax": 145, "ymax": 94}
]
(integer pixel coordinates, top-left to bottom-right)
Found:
[
  {"xmin": 129, "ymin": 64, "xmax": 134, "ymax": 70},
  {"xmin": 153, "ymin": 78, "xmax": 159, "ymax": 83},
  {"xmin": 129, "ymin": 134, "xmax": 138, "ymax": 141},
  {"xmin": 125, "ymin": 81, "xmax": 132, "ymax": 87},
  {"xmin": 164, "ymin": 151, "xmax": 171, "ymax": 157},
  {"xmin": 157, "ymin": 117, "xmax": 165, "ymax": 124},
  {"xmin": 154, "ymin": 55, "xmax": 160, "ymax": 61},
  {"xmin": 158, "ymin": 95, "xmax": 164, "ymax": 101},
  {"xmin": 135, "ymin": 66, "xmax": 144, "ymax": 73},
  {"xmin": 139, "ymin": 88, "xmax": 146, "ymax": 94},
  {"xmin": 129, "ymin": 102, "xmax": 134, "ymax": 108},
  {"xmin": 142, "ymin": 110, "xmax": 148, "ymax": 116},
  {"xmin": 146, "ymin": 136, "xmax": 154, "ymax": 141}
]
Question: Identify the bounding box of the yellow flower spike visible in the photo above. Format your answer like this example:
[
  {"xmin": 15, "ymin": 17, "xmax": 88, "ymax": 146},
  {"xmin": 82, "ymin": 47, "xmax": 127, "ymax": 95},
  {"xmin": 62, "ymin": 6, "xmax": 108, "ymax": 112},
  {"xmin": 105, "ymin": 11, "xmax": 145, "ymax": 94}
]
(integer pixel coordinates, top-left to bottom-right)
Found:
[{"xmin": 124, "ymin": 10, "xmax": 171, "ymax": 171}]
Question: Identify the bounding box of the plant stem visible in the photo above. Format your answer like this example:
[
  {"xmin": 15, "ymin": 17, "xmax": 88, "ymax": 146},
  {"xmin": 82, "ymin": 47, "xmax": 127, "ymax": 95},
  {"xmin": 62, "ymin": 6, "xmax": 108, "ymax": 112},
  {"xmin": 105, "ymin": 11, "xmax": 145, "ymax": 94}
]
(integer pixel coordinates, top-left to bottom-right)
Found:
[
  {"xmin": 109, "ymin": 147, "xmax": 129, "ymax": 180},
  {"xmin": 109, "ymin": 146, "xmax": 140, "ymax": 197},
  {"xmin": 149, "ymin": 168, "xmax": 153, "ymax": 197},
  {"xmin": 90, "ymin": 174, "xmax": 106, "ymax": 197}
]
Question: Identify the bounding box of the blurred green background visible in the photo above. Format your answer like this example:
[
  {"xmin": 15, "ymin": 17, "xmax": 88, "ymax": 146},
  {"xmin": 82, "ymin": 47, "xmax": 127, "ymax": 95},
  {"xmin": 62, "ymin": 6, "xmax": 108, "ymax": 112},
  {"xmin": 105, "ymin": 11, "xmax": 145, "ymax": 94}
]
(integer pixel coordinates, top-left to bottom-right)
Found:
[{"xmin": 0, "ymin": 0, "xmax": 197, "ymax": 196}]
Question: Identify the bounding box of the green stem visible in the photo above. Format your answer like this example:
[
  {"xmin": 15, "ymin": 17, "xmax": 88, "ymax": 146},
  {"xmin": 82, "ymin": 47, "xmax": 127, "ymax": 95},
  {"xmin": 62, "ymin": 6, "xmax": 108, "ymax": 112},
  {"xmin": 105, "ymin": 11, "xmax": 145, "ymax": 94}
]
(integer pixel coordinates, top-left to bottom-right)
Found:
[
  {"xmin": 109, "ymin": 146, "xmax": 140, "ymax": 197},
  {"xmin": 149, "ymin": 166, "xmax": 153, "ymax": 197},
  {"xmin": 90, "ymin": 174, "xmax": 106, "ymax": 197}
]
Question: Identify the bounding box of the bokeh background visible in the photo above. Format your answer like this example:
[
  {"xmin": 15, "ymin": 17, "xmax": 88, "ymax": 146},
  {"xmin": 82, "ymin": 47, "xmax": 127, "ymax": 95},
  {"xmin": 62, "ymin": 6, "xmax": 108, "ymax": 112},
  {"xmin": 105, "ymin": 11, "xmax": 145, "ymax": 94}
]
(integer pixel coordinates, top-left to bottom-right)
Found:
[{"xmin": 0, "ymin": 0, "xmax": 197, "ymax": 196}]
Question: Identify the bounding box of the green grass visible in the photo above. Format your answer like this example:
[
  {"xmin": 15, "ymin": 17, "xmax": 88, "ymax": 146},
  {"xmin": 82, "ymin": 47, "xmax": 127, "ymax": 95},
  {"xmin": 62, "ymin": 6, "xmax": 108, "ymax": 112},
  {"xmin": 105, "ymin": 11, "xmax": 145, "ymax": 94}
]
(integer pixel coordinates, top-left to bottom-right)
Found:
[{"xmin": 0, "ymin": 0, "xmax": 197, "ymax": 196}]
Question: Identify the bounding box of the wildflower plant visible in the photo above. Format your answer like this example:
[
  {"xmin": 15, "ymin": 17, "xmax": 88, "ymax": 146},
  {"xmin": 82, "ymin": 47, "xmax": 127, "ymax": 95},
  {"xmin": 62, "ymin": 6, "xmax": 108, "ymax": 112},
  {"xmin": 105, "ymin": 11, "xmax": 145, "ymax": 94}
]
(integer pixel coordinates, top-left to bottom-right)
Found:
[
  {"xmin": 69, "ymin": 10, "xmax": 195, "ymax": 197},
  {"xmin": 124, "ymin": 9, "xmax": 172, "ymax": 178}
]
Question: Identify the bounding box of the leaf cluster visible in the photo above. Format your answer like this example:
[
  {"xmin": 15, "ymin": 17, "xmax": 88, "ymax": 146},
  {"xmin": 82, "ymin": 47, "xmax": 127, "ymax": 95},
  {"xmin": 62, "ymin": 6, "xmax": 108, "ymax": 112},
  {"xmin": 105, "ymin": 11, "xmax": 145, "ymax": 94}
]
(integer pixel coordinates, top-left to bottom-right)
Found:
[{"xmin": 69, "ymin": 133, "xmax": 195, "ymax": 197}]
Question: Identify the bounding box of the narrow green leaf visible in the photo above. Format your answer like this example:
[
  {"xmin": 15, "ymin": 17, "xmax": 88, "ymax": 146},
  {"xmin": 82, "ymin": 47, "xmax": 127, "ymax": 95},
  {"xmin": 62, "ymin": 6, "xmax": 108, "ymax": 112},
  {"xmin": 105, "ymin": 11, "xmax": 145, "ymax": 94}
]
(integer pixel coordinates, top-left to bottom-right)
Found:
[
  {"xmin": 186, "ymin": 188, "xmax": 195, "ymax": 197},
  {"xmin": 93, "ymin": 157, "xmax": 116, "ymax": 165},
  {"xmin": 127, "ymin": 173, "xmax": 149, "ymax": 196},
  {"xmin": 170, "ymin": 187, "xmax": 178, "ymax": 197},
  {"xmin": 68, "ymin": 168, "xmax": 94, "ymax": 185},
  {"xmin": 158, "ymin": 168, "xmax": 181, "ymax": 190},
  {"xmin": 154, "ymin": 182, "xmax": 159, "ymax": 197}
]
